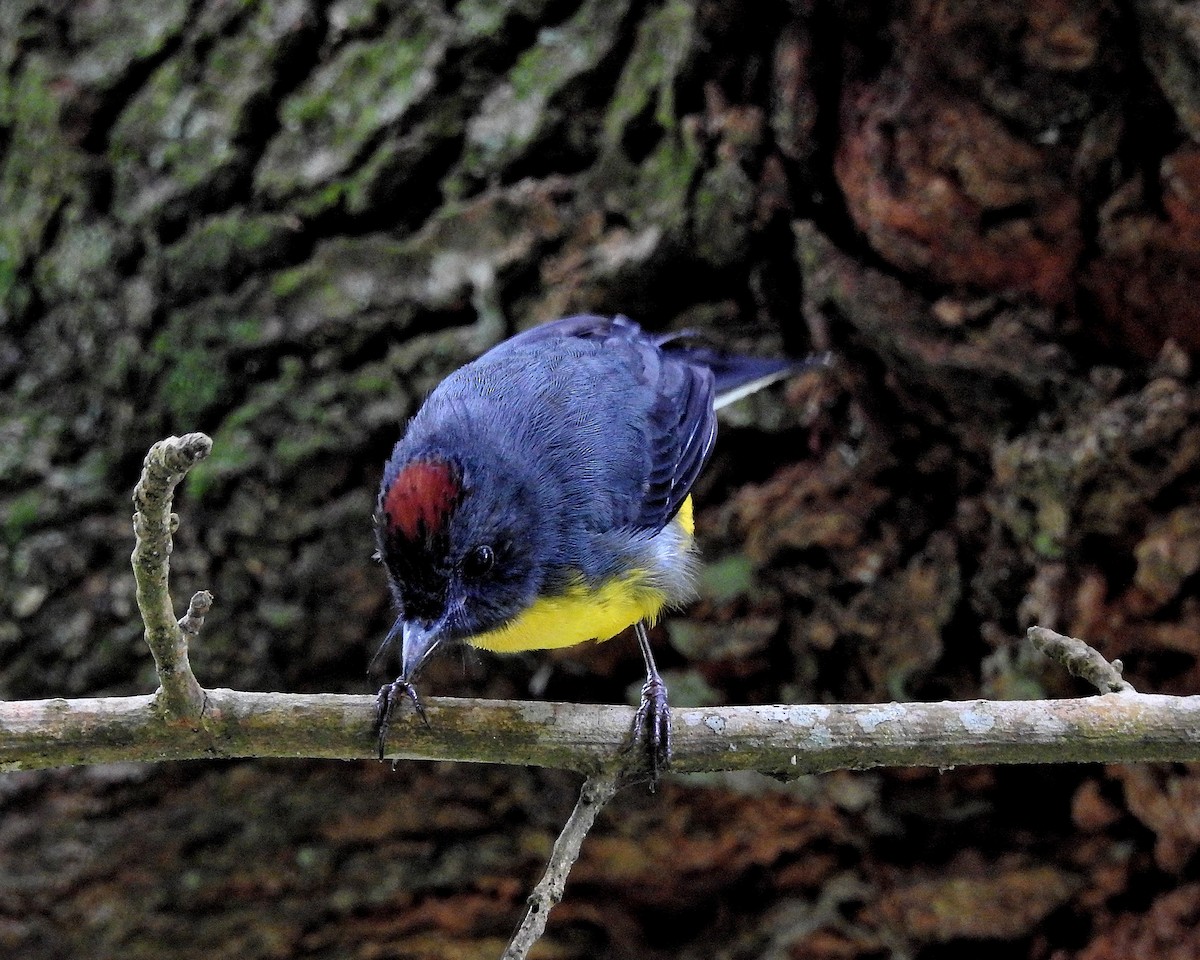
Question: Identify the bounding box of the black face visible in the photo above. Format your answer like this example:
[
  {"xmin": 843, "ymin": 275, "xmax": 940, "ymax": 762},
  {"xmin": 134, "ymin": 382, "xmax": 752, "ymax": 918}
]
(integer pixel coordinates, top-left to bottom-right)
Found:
[
  {"xmin": 377, "ymin": 520, "xmax": 453, "ymax": 624},
  {"xmin": 374, "ymin": 444, "xmax": 557, "ymax": 685},
  {"xmin": 375, "ymin": 492, "xmax": 536, "ymax": 646}
]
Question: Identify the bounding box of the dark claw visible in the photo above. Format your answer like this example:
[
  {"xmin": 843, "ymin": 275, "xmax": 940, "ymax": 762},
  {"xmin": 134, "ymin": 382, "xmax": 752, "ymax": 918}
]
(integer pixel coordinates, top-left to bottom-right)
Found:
[
  {"xmin": 626, "ymin": 674, "xmax": 672, "ymax": 790},
  {"xmin": 375, "ymin": 679, "xmax": 430, "ymax": 760}
]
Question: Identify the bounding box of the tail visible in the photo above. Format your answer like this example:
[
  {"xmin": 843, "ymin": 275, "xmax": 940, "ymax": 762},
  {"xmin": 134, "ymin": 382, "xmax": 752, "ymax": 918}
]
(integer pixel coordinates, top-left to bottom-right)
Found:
[{"xmin": 660, "ymin": 337, "xmax": 832, "ymax": 411}]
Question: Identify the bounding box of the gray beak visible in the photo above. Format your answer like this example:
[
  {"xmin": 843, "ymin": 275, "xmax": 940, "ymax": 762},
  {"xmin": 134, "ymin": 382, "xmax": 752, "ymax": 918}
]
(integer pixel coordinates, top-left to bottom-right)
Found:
[{"xmin": 400, "ymin": 619, "xmax": 445, "ymax": 680}]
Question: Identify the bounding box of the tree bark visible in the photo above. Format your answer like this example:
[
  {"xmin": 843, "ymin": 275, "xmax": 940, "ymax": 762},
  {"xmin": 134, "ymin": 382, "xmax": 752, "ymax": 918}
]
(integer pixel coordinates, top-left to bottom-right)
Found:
[{"xmin": 5, "ymin": 0, "xmax": 1200, "ymax": 957}]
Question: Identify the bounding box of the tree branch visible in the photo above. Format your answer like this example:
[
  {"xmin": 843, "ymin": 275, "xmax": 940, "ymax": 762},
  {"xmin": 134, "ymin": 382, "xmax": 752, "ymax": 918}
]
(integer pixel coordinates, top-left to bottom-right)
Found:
[
  {"xmin": 501, "ymin": 770, "xmax": 622, "ymax": 960},
  {"xmin": 2, "ymin": 690, "xmax": 1199, "ymax": 773},
  {"xmin": 131, "ymin": 433, "xmax": 212, "ymax": 719}
]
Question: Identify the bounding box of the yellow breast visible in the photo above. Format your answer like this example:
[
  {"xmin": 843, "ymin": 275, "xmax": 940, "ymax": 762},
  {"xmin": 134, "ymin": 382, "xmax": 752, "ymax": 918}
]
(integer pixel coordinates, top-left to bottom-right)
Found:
[{"xmin": 466, "ymin": 496, "xmax": 694, "ymax": 653}]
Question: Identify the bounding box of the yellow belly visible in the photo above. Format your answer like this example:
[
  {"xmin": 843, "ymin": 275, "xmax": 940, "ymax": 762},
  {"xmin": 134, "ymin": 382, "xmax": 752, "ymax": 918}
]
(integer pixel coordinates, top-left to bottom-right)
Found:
[{"xmin": 466, "ymin": 496, "xmax": 694, "ymax": 653}]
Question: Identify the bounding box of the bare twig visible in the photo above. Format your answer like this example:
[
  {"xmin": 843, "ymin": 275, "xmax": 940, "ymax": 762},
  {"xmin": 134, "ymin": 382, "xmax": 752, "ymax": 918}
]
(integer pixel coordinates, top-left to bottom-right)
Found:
[
  {"xmin": 1028, "ymin": 626, "xmax": 1135, "ymax": 694},
  {"xmin": 2, "ymin": 691, "xmax": 1199, "ymax": 773},
  {"xmin": 131, "ymin": 433, "xmax": 212, "ymax": 719},
  {"xmin": 501, "ymin": 770, "xmax": 621, "ymax": 960}
]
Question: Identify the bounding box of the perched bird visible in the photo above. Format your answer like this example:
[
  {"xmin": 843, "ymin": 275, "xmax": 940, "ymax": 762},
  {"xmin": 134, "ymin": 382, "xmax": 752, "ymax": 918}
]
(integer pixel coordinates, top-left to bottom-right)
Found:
[{"xmin": 373, "ymin": 314, "xmax": 817, "ymax": 782}]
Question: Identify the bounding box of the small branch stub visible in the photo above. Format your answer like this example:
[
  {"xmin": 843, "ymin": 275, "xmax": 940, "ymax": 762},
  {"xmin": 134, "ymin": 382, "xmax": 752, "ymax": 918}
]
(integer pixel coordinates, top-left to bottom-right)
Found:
[
  {"xmin": 131, "ymin": 433, "xmax": 213, "ymax": 720},
  {"xmin": 180, "ymin": 591, "xmax": 215, "ymax": 640},
  {"xmin": 1028, "ymin": 626, "xmax": 1135, "ymax": 694}
]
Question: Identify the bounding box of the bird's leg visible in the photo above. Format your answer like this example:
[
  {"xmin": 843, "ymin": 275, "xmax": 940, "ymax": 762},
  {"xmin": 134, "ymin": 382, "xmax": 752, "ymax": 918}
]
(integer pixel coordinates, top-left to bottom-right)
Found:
[
  {"xmin": 627, "ymin": 620, "xmax": 671, "ymax": 789},
  {"xmin": 375, "ymin": 679, "xmax": 430, "ymax": 760}
]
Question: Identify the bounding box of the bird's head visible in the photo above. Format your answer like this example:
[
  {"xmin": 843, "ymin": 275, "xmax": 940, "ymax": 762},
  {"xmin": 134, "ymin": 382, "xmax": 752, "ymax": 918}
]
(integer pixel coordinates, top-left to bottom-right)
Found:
[{"xmin": 373, "ymin": 453, "xmax": 542, "ymax": 681}]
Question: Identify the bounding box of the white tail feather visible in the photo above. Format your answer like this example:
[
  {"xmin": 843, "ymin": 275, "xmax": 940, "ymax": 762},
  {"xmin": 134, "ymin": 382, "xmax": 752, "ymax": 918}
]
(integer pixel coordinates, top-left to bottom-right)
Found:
[{"xmin": 713, "ymin": 352, "xmax": 831, "ymax": 410}]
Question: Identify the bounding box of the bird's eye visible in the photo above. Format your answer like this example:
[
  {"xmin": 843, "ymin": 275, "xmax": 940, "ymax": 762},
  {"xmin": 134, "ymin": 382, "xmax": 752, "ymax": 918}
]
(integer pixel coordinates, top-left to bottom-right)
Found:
[{"xmin": 462, "ymin": 544, "xmax": 495, "ymax": 579}]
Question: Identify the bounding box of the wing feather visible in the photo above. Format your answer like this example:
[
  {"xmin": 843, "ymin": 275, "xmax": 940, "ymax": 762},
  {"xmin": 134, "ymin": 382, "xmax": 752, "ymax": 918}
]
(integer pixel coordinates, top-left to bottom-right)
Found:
[
  {"xmin": 486, "ymin": 313, "xmax": 718, "ymax": 534},
  {"xmin": 634, "ymin": 351, "xmax": 716, "ymax": 532}
]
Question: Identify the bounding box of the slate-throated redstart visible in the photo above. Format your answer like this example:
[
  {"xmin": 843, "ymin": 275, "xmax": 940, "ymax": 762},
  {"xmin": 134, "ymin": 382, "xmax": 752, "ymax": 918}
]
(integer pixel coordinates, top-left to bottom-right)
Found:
[{"xmin": 374, "ymin": 314, "xmax": 820, "ymax": 783}]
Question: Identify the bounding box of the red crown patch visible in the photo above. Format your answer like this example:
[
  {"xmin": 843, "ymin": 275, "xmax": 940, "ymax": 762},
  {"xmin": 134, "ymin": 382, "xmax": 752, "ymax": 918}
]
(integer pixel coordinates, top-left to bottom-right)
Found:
[{"xmin": 383, "ymin": 459, "xmax": 462, "ymax": 540}]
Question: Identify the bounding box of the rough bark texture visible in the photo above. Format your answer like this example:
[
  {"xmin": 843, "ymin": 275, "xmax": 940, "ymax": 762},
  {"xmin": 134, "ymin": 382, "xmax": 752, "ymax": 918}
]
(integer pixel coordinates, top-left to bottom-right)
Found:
[{"xmin": 5, "ymin": 0, "xmax": 1200, "ymax": 957}]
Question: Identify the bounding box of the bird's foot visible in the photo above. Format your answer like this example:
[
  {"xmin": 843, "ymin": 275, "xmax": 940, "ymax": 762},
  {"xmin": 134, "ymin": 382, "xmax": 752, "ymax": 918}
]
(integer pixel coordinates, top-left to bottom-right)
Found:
[
  {"xmin": 626, "ymin": 674, "xmax": 672, "ymax": 790},
  {"xmin": 375, "ymin": 679, "xmax": 429, "ymax": 760}
]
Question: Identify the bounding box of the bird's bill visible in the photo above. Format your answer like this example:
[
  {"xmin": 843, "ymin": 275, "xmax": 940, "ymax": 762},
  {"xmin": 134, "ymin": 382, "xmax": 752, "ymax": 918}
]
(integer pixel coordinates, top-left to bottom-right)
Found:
[{"xmin": 399, "ymin": 617, "xmax": 446, "ymax": 680}]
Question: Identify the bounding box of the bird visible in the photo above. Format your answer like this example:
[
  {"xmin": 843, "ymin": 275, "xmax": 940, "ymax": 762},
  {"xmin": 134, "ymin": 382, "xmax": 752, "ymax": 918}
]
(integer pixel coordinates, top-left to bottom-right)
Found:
[{"xmin": 373, "ymin": 313, "xmax": 819, "ymax": 784}]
